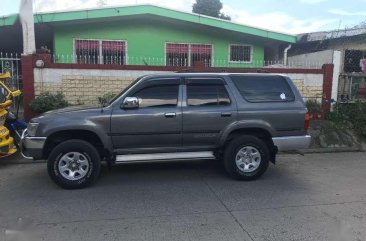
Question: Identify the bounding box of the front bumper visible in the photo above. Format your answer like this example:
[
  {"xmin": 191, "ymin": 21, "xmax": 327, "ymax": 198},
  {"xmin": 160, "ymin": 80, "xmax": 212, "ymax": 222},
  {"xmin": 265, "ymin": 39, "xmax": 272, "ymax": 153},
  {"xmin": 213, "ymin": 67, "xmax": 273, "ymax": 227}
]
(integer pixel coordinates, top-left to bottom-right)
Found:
[
  {"xmin": 272, "ymin": 135, "xmax": 311, "ymax": 152},
  {"xmin": 20, "ymin": 129, "xmax": 46, "ymax": 159}
]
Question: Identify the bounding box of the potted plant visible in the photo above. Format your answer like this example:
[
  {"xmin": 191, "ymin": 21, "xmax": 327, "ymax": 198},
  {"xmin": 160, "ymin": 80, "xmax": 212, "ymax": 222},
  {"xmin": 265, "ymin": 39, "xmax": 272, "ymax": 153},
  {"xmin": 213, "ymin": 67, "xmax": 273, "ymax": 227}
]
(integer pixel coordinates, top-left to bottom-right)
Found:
[{"xmin": 305, "ymin": 99, "xmax": 324, "ymax": 120}]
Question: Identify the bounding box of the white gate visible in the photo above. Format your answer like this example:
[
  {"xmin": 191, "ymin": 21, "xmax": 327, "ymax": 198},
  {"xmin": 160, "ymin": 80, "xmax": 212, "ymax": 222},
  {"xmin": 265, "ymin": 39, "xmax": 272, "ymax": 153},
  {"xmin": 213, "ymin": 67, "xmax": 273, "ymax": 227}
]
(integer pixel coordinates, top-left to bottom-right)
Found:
[{"xmin": 0, "ymin": 53, "xmax": 22, "ymax": 91}]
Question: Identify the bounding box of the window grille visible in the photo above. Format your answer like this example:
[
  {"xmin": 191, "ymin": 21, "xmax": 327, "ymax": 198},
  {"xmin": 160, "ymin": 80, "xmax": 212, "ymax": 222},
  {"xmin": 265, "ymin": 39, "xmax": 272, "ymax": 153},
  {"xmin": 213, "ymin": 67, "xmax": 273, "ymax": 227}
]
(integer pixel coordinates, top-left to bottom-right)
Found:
[
  {"xmin": 166, "ymin": 43, "xmax": 212, "ymax": 67},
  {"xmin": 75, "ymin": 39, "xmax": 126, "ymax": 64},
  {"xmin": 229, "ymin": 45, "xmax": 252, "ymax": 63}
]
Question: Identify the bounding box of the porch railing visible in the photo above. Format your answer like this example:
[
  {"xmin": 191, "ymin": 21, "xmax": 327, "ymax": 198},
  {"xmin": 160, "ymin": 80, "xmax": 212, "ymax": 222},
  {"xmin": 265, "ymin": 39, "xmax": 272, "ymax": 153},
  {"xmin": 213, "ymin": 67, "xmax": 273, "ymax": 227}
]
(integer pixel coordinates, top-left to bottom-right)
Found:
[{"xmin": 51, "ymin": 53, "xmax": 329, "ymax": 69}]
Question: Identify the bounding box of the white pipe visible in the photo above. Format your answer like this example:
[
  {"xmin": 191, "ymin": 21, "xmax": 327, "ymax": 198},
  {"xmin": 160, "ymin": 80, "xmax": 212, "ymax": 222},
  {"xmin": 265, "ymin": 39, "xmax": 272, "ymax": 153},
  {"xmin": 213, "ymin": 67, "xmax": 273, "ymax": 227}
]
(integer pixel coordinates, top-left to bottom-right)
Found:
[{"xmin": 284, "ymin": 44, "xmax": 292, "ymax": 66}]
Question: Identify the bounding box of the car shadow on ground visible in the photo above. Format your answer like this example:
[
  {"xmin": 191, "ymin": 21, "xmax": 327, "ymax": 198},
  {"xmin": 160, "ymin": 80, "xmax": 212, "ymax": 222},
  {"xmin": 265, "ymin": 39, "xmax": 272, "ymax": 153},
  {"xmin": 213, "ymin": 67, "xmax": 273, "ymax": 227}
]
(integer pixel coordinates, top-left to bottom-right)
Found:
[{"xmin": 96, "ymin": 156, "xmax": 308, "ymax": 191}]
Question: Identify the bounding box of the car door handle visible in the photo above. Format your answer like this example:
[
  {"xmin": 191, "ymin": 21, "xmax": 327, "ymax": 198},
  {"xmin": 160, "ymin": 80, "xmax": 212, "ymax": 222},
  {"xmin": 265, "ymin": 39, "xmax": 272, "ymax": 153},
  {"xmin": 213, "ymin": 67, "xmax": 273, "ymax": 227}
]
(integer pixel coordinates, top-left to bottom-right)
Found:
[
  {"xmin": 165, "ymin": 112, "xmax": 176, "ymax": 118},
  {"xmin": 221, "ymin": 112, "xmax": 232, "ymax": 117}
]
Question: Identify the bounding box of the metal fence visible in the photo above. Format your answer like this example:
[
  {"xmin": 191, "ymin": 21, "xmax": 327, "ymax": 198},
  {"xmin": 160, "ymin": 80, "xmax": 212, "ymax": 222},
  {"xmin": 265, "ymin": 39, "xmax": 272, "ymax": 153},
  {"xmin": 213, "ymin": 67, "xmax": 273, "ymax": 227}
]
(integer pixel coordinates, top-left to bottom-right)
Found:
[
  {"xmin": 51, "ymin": 53, "xmax": 326, "ymax": 69},
  {"xmin": 344, "ymin": 49, "xmax": 366, "ymax": 73},
  {"xmin": 0, "ymin": 53, "xmax": 22, "ymax": 91}
]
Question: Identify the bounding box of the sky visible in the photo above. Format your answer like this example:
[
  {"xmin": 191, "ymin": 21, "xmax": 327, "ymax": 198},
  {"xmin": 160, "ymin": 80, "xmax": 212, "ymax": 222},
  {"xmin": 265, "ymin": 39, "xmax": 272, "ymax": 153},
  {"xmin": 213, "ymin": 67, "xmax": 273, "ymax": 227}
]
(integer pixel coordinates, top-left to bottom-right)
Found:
[{"xmin": 0, "ymin": 0, "xmax": 365, "ymax": 34}]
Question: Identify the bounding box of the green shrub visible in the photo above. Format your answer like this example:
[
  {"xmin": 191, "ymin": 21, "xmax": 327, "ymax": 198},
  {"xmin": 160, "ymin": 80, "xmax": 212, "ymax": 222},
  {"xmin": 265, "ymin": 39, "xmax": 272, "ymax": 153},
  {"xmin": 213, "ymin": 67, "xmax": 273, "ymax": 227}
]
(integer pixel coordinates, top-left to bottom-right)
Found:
[
  {"xmin": 30, "ymin": 92, "xmax": 69, "ymax": 113},
  {"xmin": 326, "ymin": 102, "xmax": 366, "ymax": 137},
  {"xmin": 98, "ymin": 92, "xmax": 116, "ymax": 106},
  {"xmin": 305, "ymin": 99, "xmax": 322, "ymax": 112}
]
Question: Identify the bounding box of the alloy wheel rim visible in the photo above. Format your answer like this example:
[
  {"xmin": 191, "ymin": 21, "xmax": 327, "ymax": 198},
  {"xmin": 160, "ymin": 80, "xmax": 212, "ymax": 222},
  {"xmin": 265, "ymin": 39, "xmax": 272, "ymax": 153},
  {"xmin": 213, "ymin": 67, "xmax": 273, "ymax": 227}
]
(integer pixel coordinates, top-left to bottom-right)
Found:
[
  {"xmin": 235, "ymin": 146, "xmax": 261, "ymax": 173},
  {"xmin": 58, "ymin": 152, "xmax": 90, "ymax": 181}
]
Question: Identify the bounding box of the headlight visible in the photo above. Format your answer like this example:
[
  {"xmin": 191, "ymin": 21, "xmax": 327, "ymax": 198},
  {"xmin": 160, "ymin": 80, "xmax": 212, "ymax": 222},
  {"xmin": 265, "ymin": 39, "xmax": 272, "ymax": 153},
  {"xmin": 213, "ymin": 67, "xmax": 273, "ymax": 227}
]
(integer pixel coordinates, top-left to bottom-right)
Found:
[{"xmin": 27, "ymin": 123, "xmax": 39, "ymax": 136}]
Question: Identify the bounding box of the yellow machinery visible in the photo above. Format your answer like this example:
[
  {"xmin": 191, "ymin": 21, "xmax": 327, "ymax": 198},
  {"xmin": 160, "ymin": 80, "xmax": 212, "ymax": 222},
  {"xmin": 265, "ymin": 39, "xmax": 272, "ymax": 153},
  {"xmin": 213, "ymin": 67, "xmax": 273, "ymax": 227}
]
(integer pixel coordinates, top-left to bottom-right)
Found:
[{"xmin": 0, "ymin": 72, "xmax": 21, "ymax": 157}]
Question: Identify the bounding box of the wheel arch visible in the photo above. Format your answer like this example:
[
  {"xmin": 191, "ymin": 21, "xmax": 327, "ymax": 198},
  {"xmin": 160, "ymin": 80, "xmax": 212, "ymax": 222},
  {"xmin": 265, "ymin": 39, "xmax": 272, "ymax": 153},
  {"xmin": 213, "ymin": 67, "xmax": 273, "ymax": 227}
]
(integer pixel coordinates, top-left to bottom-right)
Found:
[
  {"xmin": 43, "ymin": 129, "xmax": 111, "ymax": 161},
  {"xmin": 220, "ymin": 127, "xmax": 277, "ymax": 164}
]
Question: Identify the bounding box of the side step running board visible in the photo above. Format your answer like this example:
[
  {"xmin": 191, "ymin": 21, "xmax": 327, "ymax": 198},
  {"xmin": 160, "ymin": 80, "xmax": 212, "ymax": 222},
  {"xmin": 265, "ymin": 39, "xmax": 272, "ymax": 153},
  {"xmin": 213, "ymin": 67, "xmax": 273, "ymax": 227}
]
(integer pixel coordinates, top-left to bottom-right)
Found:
[{"xmin": 115, "ymin": 151, "xmax": 215, "ymax": 163}]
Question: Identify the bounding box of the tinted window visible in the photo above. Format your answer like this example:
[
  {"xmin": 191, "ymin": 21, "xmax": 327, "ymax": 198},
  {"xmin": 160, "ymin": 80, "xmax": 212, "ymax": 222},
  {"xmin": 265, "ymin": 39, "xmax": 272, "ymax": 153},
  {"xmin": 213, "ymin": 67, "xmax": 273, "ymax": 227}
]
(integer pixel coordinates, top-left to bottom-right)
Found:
[
  {"xmin": 133, "ymin": 85, "xmax": 179, "ymax": 108},
  {"xmin": 187, "ymin": 84, "xmax": 231, "ymax": 106},
  {"xmin": 230, "ymin": 75, "xmax": 295, "ymax": 102}
]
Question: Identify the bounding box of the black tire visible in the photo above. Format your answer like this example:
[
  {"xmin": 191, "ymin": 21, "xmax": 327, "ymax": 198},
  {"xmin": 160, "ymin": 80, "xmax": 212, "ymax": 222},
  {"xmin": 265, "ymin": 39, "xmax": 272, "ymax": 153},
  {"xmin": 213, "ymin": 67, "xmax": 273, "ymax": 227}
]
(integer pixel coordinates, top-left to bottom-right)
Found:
[
  {"xmin": 47, "ymin": 139, "xmax": 101, "ymax": 189},
  {"xmin": 224, "ymin": 135, "xmax": 270, "ymax": 181}
]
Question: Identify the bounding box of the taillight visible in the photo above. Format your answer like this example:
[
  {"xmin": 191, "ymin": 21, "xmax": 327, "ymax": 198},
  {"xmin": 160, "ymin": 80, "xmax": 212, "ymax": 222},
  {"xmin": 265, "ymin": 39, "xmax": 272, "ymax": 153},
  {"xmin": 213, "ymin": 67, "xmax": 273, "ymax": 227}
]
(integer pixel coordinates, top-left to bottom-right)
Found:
[{"xmin": 304, "ymin": 112, "xmax": 310, "ymax": 131}]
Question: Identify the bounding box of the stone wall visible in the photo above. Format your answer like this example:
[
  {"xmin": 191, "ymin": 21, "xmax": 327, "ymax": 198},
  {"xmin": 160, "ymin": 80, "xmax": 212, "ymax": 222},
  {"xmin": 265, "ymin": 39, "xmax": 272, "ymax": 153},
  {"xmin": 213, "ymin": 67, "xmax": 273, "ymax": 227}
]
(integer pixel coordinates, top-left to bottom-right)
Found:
[
  {"xmin": 287, "ymin": 73, "xmax": 324, "ymax": 101},
  {"xmin": 33, "ymin": 68, "xmax": 324, "ymax": 105},
  {"xmin": 33, "ymin": 69, "xmax": 171, "ymax": 105}
]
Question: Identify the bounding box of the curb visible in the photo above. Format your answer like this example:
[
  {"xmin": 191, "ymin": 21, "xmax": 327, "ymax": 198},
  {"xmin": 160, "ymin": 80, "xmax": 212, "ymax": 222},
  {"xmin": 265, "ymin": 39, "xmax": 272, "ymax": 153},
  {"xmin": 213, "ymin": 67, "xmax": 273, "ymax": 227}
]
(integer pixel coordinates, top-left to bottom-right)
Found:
[{"xmin": 298, "ymin": 147, "xmax": 364, "ymax": 154}]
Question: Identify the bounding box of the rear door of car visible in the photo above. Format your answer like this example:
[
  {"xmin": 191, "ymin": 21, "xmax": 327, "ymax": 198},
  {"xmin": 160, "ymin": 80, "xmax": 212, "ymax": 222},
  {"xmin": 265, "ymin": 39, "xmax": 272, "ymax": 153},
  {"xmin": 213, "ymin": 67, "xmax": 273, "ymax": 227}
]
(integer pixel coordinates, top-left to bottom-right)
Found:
[{"xmin": 182, "ymin": 77, "xmax": 237, "ymax": 148}]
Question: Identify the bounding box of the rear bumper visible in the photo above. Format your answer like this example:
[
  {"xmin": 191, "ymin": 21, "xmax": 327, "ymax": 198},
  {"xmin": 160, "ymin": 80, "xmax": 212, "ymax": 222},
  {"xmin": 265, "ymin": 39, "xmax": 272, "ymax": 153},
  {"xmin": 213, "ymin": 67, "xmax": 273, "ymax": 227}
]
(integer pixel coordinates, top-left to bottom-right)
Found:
[
  {"xmin": 272, "ymin": 135, "xmax": 311, "ymax": 152},
  {"xmin": 20, "ymin": 129, "xmax": 46, "ymax": 159}
]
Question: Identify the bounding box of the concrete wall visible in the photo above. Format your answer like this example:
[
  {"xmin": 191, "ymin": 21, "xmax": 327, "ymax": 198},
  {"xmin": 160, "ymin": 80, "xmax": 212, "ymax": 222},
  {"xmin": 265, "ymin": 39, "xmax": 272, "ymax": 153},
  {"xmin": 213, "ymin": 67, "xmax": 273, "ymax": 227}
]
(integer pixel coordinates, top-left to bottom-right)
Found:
[
  {"xmin": 288, "ymin": 50, "xmax": 334, "ymax": 68},
  {"xmin": 332, "ymin": 51, "xmax": 342, "ymax": 101},
  {"xmin": 33, "ymin": 69, "xmax": 171, "ymax": 105},
  {"xmin": 33, "ymin": 68, "xmax": 324, "ymax": 105},
  {"xmin": 288, "ymin": 73, "xmax": 323, "ymax": 101},
  {"xmin": 288, "ymin": 50, "xmax": 342, "ymax": 102}
]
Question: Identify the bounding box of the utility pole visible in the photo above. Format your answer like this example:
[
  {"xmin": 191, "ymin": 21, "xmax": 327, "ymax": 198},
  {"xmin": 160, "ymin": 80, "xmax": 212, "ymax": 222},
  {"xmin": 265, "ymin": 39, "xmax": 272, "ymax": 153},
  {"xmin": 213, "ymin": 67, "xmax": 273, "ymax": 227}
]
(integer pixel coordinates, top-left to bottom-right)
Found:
[{"xmin": 20, "ymin": 0, "xmax": 36, "ymax": 55}]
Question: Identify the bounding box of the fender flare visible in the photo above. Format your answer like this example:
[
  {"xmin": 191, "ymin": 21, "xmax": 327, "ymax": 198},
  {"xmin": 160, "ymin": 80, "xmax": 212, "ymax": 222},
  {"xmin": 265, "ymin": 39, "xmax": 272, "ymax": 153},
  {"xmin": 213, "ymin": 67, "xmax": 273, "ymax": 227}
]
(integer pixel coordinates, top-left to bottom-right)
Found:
[{"xmin": 218, "ymin": 120, "xmax": 276, "ymax": 147}]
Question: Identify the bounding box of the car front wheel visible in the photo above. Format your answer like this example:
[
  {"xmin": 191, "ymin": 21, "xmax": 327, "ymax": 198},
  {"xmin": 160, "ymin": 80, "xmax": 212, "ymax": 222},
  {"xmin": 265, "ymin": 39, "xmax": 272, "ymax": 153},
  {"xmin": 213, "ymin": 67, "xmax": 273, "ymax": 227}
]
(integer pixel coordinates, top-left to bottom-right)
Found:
[{"xmin": 47, "ymin": 140, "xmax": 101, "ymax": 189}]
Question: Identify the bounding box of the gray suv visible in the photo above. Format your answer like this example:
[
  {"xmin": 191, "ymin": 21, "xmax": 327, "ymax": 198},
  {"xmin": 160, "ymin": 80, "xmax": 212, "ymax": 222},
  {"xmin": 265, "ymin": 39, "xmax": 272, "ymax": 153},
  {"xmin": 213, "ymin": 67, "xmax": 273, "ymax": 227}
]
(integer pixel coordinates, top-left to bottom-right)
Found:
[{"xmin": 22, "ymin": 73, "xmax": 311, "ymax": 189}]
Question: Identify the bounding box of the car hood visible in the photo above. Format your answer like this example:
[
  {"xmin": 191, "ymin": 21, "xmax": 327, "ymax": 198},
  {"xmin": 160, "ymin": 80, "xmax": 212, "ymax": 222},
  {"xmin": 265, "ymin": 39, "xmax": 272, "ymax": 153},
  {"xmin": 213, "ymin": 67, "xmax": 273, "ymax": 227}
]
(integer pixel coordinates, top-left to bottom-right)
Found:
[{"xmin": 44, "ymin": 105, "xmax": 100, "ymax": 114}]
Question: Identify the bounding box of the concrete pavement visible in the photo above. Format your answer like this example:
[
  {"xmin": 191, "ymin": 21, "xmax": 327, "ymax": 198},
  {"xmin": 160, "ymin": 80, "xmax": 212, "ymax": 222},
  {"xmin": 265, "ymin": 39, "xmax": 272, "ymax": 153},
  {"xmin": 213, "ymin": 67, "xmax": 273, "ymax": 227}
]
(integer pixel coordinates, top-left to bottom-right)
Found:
[{"xmin": 0, "ymin": 152, "xmax": 366, "ymax": 241}]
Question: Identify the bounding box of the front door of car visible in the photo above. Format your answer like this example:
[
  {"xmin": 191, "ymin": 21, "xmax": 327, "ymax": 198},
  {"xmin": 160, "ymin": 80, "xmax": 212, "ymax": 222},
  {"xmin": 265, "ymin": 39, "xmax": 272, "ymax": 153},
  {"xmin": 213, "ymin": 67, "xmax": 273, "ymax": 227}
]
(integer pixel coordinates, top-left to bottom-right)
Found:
[
  {"xmin": 110, "ymin": 78, "xmax": 182, "ymax": 151},
  {"xmin": 182, "ymin": 77, "xmax": 237, "ymax": 147}
]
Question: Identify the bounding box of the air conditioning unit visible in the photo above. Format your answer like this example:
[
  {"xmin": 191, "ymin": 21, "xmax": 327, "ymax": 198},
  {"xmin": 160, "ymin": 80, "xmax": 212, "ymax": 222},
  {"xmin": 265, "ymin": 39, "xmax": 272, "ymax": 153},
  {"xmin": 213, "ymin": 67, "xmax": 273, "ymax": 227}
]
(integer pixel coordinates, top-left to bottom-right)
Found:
[{"xmin": 361, "ymin": 59, "xmax": 366, "ymax": 73}]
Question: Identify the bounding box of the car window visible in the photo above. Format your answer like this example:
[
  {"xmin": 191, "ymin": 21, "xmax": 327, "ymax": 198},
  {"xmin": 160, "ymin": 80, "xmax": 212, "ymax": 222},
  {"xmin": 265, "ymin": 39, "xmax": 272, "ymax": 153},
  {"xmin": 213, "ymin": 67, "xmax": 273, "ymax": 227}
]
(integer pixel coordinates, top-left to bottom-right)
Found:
[
  {"xmin": 133, "ymin": 85, "xmax": 179, "ymax": 108},
  {"xmin": 187, "ymin": 84, "xmax": 231, "ymax": 106},
  {"xmin": 230, "ymin": 75, "xmax": 295, "ymax": 102}
]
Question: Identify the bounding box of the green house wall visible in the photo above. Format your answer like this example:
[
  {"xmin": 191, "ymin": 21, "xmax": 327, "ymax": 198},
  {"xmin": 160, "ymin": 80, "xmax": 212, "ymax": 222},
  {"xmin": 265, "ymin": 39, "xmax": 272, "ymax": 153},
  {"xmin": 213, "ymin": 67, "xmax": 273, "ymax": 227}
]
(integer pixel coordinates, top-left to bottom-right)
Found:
[{"xmin": 54, "ymin": 20, "xmax": 265, "ymax": 67}]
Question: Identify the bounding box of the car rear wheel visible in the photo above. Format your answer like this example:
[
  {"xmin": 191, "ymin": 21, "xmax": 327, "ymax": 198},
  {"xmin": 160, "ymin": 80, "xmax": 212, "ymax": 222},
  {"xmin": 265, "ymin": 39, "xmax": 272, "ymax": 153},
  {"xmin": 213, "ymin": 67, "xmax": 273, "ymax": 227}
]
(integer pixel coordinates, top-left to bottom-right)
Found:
[
  {"xmin": 224, "ymin": 135, "xmax": 270, "ymax": 180},
  {"xmin": 47, "ymin": 139, "xmax": 101, "ymax": 189}
]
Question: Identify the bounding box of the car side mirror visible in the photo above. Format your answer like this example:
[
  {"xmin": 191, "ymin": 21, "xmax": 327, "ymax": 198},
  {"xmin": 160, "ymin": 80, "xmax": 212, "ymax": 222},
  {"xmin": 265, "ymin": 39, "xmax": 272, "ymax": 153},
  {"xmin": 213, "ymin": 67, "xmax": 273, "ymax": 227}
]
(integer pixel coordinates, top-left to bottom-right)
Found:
[{"xmin": 122, "ymin": 97, "xmax": 139, "ymax": 109}]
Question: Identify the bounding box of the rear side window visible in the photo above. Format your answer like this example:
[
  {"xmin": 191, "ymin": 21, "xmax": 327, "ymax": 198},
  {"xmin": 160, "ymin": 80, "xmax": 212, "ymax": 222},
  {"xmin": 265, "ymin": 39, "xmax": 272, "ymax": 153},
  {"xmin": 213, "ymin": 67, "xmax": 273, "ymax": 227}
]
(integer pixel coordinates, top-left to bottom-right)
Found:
[
  {"xmin": 230, "ymin": 75, "xmax": 295, "ymax": 102},
  {"xmin": 187, "ymin": 84, "xmax": 231, "ymax": 106}
]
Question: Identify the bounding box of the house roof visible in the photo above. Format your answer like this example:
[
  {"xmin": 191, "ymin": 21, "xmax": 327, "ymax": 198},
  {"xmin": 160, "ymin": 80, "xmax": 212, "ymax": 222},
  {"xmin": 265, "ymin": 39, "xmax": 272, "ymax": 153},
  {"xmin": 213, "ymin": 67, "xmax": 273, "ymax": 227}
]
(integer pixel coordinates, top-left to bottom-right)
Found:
[
  {"xmin": 297, "ymin": 27, "xmax": 366, "ymax": 42},
  {"xmin": 0, "ymin": 5, "xmax": 296, "ymax": 43},
  {"xmin": 0, "ymin": 14, "xmax": 18, "ymax": 27}
]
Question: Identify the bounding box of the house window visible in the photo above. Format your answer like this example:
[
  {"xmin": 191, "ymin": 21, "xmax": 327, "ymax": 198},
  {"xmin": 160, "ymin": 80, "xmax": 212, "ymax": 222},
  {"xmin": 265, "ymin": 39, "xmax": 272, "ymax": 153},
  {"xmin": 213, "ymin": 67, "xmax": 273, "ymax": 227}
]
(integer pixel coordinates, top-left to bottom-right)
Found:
[
  {"xmin": 191, "ymin": 44, "xmax": 212, "ymax": 67},
  {"xmin": 75, "ymin": 40, "xmax": 99, "ymax": 64},
  {"xmin": 166, "ymin": 43, "xmax": 189, "ymax": 67},
  {"xmin": 75, "ymin": 39, "xmax": 126, "ymax": 65},
  {"xmin": 166, "ymin": 43, "xmax": 212, "ymax": 67},
  {"xmin": 229, "ymin": 44, "xmax": 252, "ymax": 63}
]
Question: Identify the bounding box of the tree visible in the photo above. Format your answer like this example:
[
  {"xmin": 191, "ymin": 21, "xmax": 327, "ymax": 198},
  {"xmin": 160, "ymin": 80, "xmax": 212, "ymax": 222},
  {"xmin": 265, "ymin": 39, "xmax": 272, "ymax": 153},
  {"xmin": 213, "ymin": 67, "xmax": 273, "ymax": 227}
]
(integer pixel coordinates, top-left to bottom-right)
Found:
[
  {"xmin": 192, "ymin": 0, "xmax": 231, "ymax": 21},
  {"xmin": 358, "ymin": 21, "xmax": 366, "ymax": 28},
  {"xmin": 353, "ymin": 20, "xmax": 366, "ymax": 28}
]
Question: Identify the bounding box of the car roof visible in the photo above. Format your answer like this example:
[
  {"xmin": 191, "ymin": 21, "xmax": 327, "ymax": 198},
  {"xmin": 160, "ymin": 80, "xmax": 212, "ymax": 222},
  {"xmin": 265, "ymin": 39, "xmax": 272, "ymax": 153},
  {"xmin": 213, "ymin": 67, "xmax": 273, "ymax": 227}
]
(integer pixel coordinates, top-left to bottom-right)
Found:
[{"xmin": 143, "ymin": 72, "xmax": 288, "ymax": 78}]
